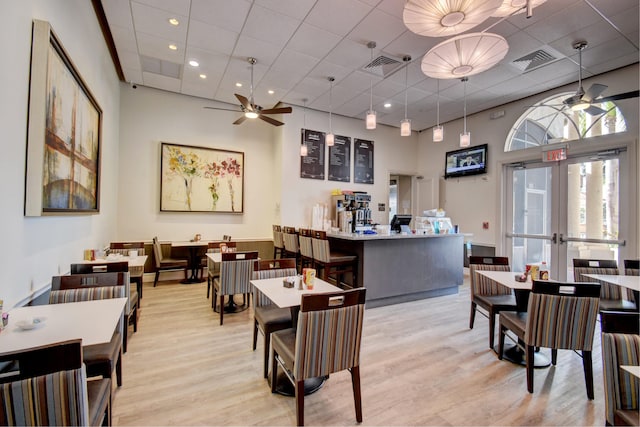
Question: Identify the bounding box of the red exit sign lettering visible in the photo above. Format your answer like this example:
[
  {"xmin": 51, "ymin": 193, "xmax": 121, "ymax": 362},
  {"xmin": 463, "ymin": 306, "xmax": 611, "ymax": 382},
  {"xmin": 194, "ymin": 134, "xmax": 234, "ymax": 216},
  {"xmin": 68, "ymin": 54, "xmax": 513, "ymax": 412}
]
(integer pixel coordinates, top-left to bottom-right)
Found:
[{"xmin": 543, "ymin": 147, "xmax": 567, "ymax": 162}]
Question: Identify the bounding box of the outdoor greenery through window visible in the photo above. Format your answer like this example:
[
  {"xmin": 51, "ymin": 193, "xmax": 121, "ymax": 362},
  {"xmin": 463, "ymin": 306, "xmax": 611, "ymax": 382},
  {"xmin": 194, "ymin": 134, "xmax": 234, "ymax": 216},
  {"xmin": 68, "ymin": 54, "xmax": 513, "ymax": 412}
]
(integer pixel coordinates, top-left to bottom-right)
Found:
[{"xmin": 505, "ymin": 92, "xmax": 627, "ymax": 152}]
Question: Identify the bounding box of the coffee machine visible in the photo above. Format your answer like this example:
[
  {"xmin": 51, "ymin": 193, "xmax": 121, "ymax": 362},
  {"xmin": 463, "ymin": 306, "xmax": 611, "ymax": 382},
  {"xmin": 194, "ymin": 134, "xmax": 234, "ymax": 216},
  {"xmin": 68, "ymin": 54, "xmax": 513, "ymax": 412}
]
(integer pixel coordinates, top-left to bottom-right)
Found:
[{"xmin": 332, "ymin": 192, "xmax": 372, "ymax": 233}]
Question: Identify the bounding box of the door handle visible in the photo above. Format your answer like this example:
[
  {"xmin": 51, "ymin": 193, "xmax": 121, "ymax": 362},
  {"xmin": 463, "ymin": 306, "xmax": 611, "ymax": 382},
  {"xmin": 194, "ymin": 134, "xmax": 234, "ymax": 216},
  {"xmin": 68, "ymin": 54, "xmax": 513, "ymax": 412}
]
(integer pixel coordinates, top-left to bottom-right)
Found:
[
  {"xmin": 551, "ymin": 233, "xmax": 557, "ymax": 244},
  {"xmin": 558, "ymin": 233, "xmax": 565, "ymax": 244}
]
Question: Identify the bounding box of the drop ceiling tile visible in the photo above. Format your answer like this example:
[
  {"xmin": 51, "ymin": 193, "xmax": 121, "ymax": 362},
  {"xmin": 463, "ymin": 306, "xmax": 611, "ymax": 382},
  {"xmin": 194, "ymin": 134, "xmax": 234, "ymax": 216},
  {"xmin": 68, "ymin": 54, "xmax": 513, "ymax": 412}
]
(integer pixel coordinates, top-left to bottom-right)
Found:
[
  {"xmin": 255, "ymin": 0, "xmax": 316, "ymax": 20},
  {"xmin": 135, "ymin": 32, "xmax": 185, "ymax": 62},
  {"xmin": 524, "ymin": 58, "xmax": 577, "ymax": 84},
  {"xmin": 385, "ymin": 30, "xmax": 440, "ymax": 63},
  {"xmin": 131, "ymin": 2, "xmax": 188, "ymax": 40},
  {"xmin": 271, "ymin": 49, "xmax": 317, "ymax": 78},
  {"xmin": 183, "ymin": 47, "xmax": 229, "ymax": 75},
  {"xmin": 242, "ymin": 4, "xmax": 301, "ymax": 47},
  {"xmin": 190, "ymin": 0, "xmax": 252, "ymax": 33},
  {"xmin": 142, "ymin": 71, "xmax": 182, "ymax": 91},
  {"xmin": 305, "ymin": 0, "xmax": 374, "ymax": 38},
  {"xmin": 186, "ymin": 19, "xmax": 239, "ymax": 55},
  {"xmin": 609, "ymin": 5, "xmax": 640, "ymax": 34},
  {"xmin": 109, "ymin": 24, "xmax": 138, "ymax": 55},
  {"xmin": 232, "ymin": 35, "xmax": 282, "ymax": 67},
  {"xmin": 503, "ymin": 30, "xmax": 548, "ymax": 63},
  {"xmin": 506, "ymin": 0, "xmax": 581, "ymax": 30},
  {"xmin": 133, "ymin": 0, "xmax": 190, "ymax": 15},
  {"xmin": 285, "ymin": 23, "xmax": 342, "ymax": 59},
  {"xmin": 308, "ymin": 60, "xmax": 354, "ymax": 84},
  {"xmin": 372, "ymin": 78, "xmax": 405, "ymax": 99},
  {"xmin": 376, "ymin": 0, "xmax": 404, "ymax": 19},
  {"xmin": 118, "ymin": 49, "xmax": 142, "ymax": 72},
  {"xmin": 347, "ymin": 8, "xmax": 407, "ymax": 49},
  {"xmin": 122, "ymin": 67, "xmax": 143, "ymax": 84},
  {"xmin": 325, "ymin": 38, "xmax": 375, "ymax": 71},
  {"xmin": 583, "ymin": 0, "xmax": 639, "ymax": 17},
  {"xmin": 522, "ymin": 2, "xmax": 603, "ymax": 44},
  {"xmin": 101, "ymin": 0, "xmax": 135, "ymax": 28}
]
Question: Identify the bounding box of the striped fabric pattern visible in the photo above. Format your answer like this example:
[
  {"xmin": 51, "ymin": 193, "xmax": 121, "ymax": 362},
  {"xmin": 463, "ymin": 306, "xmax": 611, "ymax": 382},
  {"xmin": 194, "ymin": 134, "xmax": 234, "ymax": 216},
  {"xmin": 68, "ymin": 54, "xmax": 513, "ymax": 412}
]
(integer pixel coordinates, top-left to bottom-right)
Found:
[
  {"xmin": 574, "ymin": 266, "xmax": 634, "ymax": 301},
  {"xmin": 524, "ymin": 293, "xmax": 600, "ymax": 350},
  {"xmin": 109, "ymin": 248, "xmax": 145, "ymax": 278},
  {"xmin": 0, "ymin": 366, "xmax": 89, "ymax": 426},
  {"xmin": 49, "ymin": 286, "xmax": 126, "ymax": 304},
  {"xmin": 293, "ymin": 304, "xmax": 364, "ymax": 379},
  {"xmin": 217, "ymin": 259, "xmax": 255, "ymax": 295},
  {"xmin": 470, "ymin": 264, "xmax": 512, "ymax": 296},
  {"xmin": 298, "ymin": 235, "xmax": 313, "ymax": 259},
  {"xmin": 601, "ymin": 332, "xmax": 640, "ymax": 424},
  {"xmin": 311, "ymin": 238, "xmax": 331, "ymax": 263},
  {"xmin": 625, "ymin": 268, "xmax": 639, "ymax": 277},
  {"xmin": 252, "ymin": 268, "xmax": 297, "ymax": 307},
  {"xmin": 273, "ymin": 230, "xmax": 284, "ymax": 250},
  {"xmin": 283, "ymin": 233, "xmax": 299, "ymax": 253}
]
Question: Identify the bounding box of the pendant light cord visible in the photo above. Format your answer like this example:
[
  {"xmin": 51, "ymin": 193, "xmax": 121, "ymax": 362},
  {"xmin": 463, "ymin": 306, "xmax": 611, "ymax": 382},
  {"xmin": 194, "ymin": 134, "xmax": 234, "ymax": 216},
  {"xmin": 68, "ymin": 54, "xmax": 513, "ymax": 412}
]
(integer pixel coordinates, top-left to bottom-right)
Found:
[
  {"xmin": 404, "ymin": 59, "xmax": 409, "ymax": 120},
  {"xmin": 436, "ymin": 79, "xmax": 440, "ymax": 126},
  {"xmin": 462, "ymin": 77, "xmax": 468, "ymax": 133},
  {"xmin": 328, "ymin": 77, "xmax": 334, "ymax": 133}
]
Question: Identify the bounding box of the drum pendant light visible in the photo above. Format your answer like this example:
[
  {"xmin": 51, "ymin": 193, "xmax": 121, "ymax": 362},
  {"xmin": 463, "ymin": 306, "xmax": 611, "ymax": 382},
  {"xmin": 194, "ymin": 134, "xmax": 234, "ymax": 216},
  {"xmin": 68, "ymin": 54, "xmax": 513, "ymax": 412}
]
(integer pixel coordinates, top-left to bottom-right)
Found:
[
  {"xmin": 326, "ymin": 77, "xmax": 335, "ymax": 147},
  {"xmin": 365, "ymin": 41, "xmax": 377, "ymax": 130},
  {"xmin": 433, "ymin": 79, "xmax": 443, "ymax": 142},
  {"xmin": 460, "ymin": 77, "xmax": 470, "ymax": 147},
  {"xmin": 400, "ymin": 55, "xmax": 411, "ymax": 136}
]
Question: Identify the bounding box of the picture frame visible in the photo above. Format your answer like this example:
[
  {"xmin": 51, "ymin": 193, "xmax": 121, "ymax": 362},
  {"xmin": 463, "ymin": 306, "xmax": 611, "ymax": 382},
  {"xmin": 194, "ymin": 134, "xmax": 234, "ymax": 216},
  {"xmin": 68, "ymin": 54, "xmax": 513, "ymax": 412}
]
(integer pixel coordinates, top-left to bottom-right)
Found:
[
  {"xmin": 160, "ymin": 142, "xmax": 244, "ymax": 213},
  {"xmin": 25, "ymin": 20, "xmax": 102, "ymax": 216}
]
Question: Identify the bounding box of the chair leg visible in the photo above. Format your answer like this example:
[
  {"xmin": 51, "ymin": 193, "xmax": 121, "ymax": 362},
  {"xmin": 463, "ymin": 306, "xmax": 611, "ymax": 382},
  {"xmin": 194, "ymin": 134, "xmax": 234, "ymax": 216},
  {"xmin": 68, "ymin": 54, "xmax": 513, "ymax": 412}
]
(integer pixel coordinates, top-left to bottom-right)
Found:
[
  {"xmin": 488, "ymin": 310, "xmax": 496, "ymax": 350},
  {"xmin": 253, "ymin": 319, "xmax": 259, "ymax": 351},
  {"xmin": 153, "ymin": 271, "xmax": 160, "ymax": 287},
  {"xmin": 295, "ymin": 379, "xmax": 305, "ymax": 426},
  {"xmin": 551, "ymin": 349, "xmax": 558, "ymax": 365},
  {"xmin": 582, "ymin": 350, "xmax": 594, "ymax": 400},
  {"xmin": 526, "ymin": 345, "xmax": 534, "ymax": 393},
  {"xmin": 207, "ymin": 276, "xmax": 211, "ymax": 299},
  {"xmin": 123, "ymin": 326, "xmax": 128, "ymax": 353},
  {"xmin": 350, "ymin": 366, "xmax": 363, "ymax": 422},
  {"xmin": 133, "ymin": 307, "xmax": 138, "ymax": 333},
  {"xmin": 469, "ymin": 302, "xmax": 477, "ymax": 329},
  {"xmin": 498, "ymin": 324, "xmax": 505, "ymax": 360},
  {"xmin": 116, "ymin": 349, "xmax": 123, "ymax": 387},
  {"xmin": 263, "ymin": 330, "xmax": 270, "ymax": 379},
  {"xmin": 270, "ymin": 350, "xmax": 278, "ymax": 393},
  {"xmin": 219, "ymin": 296, "xmax": 224, "ymax": 325}
]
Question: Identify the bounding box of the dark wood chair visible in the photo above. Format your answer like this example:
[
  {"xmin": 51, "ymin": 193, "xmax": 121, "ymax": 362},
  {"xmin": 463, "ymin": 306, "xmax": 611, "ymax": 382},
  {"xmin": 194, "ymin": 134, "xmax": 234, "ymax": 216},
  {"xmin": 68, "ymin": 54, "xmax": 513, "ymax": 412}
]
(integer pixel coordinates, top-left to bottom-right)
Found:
[
  {"xmin": 50, "ymin": 272, "xmax": 126, "ymax": 389},
  {"xmin": 0, "ymin": 339, "xmax": 111, "ymax": 426},
  {"xmin": 212, "ymin": 251, "xmax": 259, "ymax": 325},
  {"xmin": 252, "ymin": 258, "xmax": 297, "ymax": 378},
  {"xmin": 310, "ymin": 230, "xmax": 357, "ymax": 289},
  {"xmin": 468, "ymin": 256, "xmax": 517, "ymax": 351},
  {"xmin": 498, "ymin": 280, "xmax": 601, "ymax": 399},
  {"xmin": 109, "ymin": 241, "xmax": 145, "ymax": 300},
  {"xmin": 600, "ymin": 311, "xmax": 640, "ymax": 426},
  {"xmin": 152, "ymin": 236, "xmax": 188, "ymax": 287},
  {"xmin": 271, "ymin": 288, "xmax": 366, "ymax": 426},
  {"xmin": 272, "ymin": 225, "xmax": 285, "ymax": 259},
  {"xmin": 573, "ymin": 258, "xmax": 636, "ymax": 311},
  {"xmin": 70, "ymin": 261, "xmax": 138, "ymax": 352}
]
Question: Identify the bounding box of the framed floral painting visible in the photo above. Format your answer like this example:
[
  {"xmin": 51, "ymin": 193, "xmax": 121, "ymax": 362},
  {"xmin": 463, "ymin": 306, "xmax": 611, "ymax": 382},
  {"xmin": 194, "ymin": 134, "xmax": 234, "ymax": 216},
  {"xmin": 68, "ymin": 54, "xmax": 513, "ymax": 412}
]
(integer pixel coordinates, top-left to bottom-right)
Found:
[{"xmin": 160, "ymin": 142, "xmax": 244, "ymax": 213}]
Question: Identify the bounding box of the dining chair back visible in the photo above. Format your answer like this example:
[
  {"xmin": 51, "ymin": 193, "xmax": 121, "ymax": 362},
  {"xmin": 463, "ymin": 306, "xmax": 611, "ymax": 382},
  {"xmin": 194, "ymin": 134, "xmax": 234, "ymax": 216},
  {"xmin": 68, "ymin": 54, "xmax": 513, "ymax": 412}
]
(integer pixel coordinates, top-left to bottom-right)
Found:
[
  {"xmin": 297, "ymin": 228, "xmax": 314, "ymax": 269},
  {"xmin": 272, "ymin": 225, "xmax": 285, "ymax": 258},
  {"xmin": 499, "ymin": 280, "xmax": 601, "ymax": 399},
  {"xmin": 251, "ymin": 258, "xmax": 297, "ymax": 378},
  {"xmin": 109, "ymin": 242, "xmax": 146, "ymax": 299},
  {"xmin": 212, "ymin": 251, "xmax": 259, "ymax": 325},
  {"xmin": 205, "ymin": 241, "xmax": 238, "ymax": 298},
  {"xmin": 49, "ymin": 273, "xmax": 126, "ymax": 388},
  {"xmin": 271, "ymin": 288, "xmax": 366, "ymax": 426},
  {"xmin": 573, "ymin": 258, "xmax": 635, "ymax": 310},
  {"xmin": 468, "ymin": 256, "xmax": 516, "ymax": 350},
  {"xmin": 310, "ymin": 229, "xmax": 358, "ymax": 289},
  {"xmin": 0, "ymin": 339, "xmax": 111, "ymax": 426},
  {"xmin": 600, "ymin": 311, "xmax": 640, "ymax": 426},
  {"xmin": 152, "ymin": 237, "xmax": 188, "ymax": 286},
  {"xmin": 282, "ymin": 226, "xmax": 300, "ymax": 269},
  {"xmin": 624, "ymin": 259, "xmax": 639, "ymax": 276}
]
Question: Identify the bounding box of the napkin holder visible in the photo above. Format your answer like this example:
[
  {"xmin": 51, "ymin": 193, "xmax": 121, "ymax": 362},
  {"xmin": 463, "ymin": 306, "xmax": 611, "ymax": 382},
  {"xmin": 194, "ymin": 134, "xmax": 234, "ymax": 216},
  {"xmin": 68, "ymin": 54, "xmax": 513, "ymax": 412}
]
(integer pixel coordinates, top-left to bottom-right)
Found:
[{"xmin": 283, "ymin": 277, "xmax": 295, "ymax": 288}]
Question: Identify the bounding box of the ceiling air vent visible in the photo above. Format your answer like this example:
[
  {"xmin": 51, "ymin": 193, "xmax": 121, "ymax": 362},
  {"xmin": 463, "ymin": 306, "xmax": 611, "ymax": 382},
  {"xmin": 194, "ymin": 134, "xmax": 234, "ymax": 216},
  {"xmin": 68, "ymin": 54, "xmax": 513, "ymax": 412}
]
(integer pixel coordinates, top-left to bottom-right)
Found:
[
  {"xmin": 141, "ymin": 55, "xmax": 182, "ymax": 79},
  {"xmin": 512, "ymin": 48, "xmax": 559, "ymax": 73},
  {"xmin": 362, "ymin": 54, "xmax": 404, "ymax": 78}
]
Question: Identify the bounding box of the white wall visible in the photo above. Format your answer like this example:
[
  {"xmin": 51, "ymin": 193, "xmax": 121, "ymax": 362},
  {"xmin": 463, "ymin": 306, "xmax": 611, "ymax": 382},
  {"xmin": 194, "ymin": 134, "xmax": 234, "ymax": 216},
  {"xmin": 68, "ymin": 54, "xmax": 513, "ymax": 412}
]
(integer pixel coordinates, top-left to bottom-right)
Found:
[
  {"xmin": 417, "ymin": 64, "xmax": 639, "ymax": 254},
  {"xmin": 0, "ymin": 0, "xmax": 121, "ymax": 308}
]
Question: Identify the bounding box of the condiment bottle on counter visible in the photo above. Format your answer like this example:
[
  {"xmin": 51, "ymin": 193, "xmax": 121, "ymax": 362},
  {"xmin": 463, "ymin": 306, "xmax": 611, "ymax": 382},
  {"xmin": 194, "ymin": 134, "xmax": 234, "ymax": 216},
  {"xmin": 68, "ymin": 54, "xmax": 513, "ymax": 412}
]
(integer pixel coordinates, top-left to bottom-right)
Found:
[{"xmin": 539, "ymin": 262, "xmax": 549, "ymax": 280}]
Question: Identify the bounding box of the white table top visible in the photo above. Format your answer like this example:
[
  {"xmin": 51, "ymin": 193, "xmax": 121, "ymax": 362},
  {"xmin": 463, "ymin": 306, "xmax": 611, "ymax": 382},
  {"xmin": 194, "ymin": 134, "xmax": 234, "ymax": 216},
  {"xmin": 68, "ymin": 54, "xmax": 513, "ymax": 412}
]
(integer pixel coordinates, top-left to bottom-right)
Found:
[
  {"xmin": 251, "ymin": 277, "xmax": 342, "ymax": 308},
  {"xmin": 582, "ymin": 274, "xmax": 640, "ymax": 292},
  {"xmin": 77, "ymin": 254, "xmax": 147, "ymax": 268},
  {"xmin": 621, "ymin": 365, "xmax": 640, "ymax": 378},
  {"xmin": 0, "ymin": 298, "xmax": 126, "ymax": 355},
  {"xmin": 171, "ymin": 241, "xmax": 209, "ymax": 248},
  {"xmin": 477, "ymin": 270, "xmax": 532, "ymax": 290}
]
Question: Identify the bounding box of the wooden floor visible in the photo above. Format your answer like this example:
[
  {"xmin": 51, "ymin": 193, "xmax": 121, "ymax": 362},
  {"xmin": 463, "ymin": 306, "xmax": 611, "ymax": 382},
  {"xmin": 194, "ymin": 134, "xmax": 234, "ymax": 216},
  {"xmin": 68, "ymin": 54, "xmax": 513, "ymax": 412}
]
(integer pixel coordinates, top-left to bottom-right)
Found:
[{"xmin": 112, "ymin": 276, "xmax": 605, "ymax": 426}]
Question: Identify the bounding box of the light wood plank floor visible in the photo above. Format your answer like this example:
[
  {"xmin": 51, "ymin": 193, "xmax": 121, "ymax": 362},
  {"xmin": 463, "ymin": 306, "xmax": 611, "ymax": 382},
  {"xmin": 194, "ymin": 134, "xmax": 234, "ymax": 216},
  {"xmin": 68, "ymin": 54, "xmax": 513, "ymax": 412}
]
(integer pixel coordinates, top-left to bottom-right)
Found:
[{"xmin": 113, "ymin": 276, "xmax": 605, "ymax": 426}]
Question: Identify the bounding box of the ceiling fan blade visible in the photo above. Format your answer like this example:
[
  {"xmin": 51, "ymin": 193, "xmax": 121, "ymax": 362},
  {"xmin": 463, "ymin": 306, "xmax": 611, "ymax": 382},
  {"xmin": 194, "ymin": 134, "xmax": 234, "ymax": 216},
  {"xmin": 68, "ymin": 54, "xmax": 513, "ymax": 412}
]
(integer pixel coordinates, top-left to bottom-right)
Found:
[
  {"xmin": 584, "ymin": 105, "xmax": 606, "ymax": 116},
  {"xmin": 259, "ymin": 115, "xmax": 284, "ymax": 126},
  {"xmin": 260, "ymin": 106, "xmax": 292, "ymax": 115},
  {"xmin": 233, "ymin": 115, "xmax": 247, "ymax": 125},
  {"xmin": 582, "ymin": 83, "xmax": 607, "ymax": 102},
  {"xmin": 235, "ymin": 94, "xmax": 253, "ymax": 111},
  {"xmin": 204, "ymin": 106, "xmax": 241, "ymax": 112},
  {"xmin": 563, "ymin": 94, "xmax": 581, "ymax": 106},
  {"xmin": 598, "ymin": 90, "xmax": 640, "ymax": 103}
]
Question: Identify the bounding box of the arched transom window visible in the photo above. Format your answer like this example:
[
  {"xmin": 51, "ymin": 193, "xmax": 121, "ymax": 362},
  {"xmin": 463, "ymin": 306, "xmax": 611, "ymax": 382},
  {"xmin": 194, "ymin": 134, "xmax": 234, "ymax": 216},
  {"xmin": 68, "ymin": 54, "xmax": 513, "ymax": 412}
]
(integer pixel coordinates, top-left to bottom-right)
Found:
[{"xmin": 505, "ymin": 92, "xmax": 627, "ymax": 152}]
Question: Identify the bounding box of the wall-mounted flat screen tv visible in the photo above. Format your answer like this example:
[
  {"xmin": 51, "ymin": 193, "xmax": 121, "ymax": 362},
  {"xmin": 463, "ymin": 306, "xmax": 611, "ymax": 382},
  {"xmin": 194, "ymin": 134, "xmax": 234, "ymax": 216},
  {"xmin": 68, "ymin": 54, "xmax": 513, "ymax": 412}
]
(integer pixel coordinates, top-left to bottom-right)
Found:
[{"xmin": 444, "ymin": 144, "xmax": 488, "ymax": 179}]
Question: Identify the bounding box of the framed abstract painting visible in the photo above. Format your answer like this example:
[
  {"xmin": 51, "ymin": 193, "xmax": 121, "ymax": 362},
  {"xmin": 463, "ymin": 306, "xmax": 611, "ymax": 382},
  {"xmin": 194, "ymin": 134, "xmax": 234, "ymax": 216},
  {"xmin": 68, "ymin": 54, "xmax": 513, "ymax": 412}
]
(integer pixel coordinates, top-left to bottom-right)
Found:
[
  {"xmin": 25, "ymin": 20, "xmax": 102, "ymax": 216},
  {"xmin": 160, "ymin": 142, "xmax": 244, "ymax": 213}
]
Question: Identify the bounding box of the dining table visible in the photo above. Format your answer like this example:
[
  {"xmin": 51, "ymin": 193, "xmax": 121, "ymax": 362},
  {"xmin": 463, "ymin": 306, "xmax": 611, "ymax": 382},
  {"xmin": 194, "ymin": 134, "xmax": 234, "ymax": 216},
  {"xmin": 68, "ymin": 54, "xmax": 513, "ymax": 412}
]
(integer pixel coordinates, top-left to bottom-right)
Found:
[
  {"xmin": 476, "ymin": 270, "xmax": 551, "ymax": 368},
  {"xmin": 582, "ymin": 273, "xmax": 640, "ymax": 304},
  {"xmin": 250, "ymin": 275, "xmax": 342, "ymax": 396},
  {"xmin": 172, "ymin": 241, "xmax": 209, "ymax": 284},
  {"xmin": 0, "ymin": 298, "xmax": 127, "ymax": 358},
  {"xmin": 621, "ymin": 365, "xmax": 640, "ymax": 379},
  {"xmin": 75, "ymin": 254, "xmax": 148, "ymax": 299},
  {"xmin": 207, "ymin": 251, "xmax": 258, "ymax": 313}
]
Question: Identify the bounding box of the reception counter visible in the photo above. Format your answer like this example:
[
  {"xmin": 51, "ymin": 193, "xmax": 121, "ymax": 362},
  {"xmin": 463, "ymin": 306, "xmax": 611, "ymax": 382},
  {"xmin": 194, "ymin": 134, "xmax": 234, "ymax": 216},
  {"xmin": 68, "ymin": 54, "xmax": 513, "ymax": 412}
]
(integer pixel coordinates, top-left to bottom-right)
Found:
[{"xmin": 328, "ymin": 232, "xmax": 464, "ymax": 308}]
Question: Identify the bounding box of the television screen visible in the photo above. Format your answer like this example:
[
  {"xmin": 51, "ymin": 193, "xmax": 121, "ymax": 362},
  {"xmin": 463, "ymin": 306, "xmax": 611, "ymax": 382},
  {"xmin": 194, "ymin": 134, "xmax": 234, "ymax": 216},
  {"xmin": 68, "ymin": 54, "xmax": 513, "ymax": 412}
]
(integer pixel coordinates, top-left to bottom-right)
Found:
[
  {"xmin": 444, "ymin": 144, "xmax": 488, "ymax": 179},
  {"xmin": 390, "ymin": 214, "xmax": 412, "ymax": 233}
]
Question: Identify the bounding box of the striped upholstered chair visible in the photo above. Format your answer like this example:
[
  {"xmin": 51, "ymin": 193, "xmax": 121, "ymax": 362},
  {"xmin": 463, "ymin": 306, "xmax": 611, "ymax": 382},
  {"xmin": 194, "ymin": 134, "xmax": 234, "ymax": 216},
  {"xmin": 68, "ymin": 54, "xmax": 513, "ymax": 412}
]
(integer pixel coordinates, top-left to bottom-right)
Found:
[
  {"xmin": 272, "ymin": 225, "xmax": 285, "ymax": 259},
  {"xmin": 212, "ymin": 251, "xmax": 258, "ymax": 325},
  {"xmin": 297, "ymin": 228, "xmax": 314, "ymax": 269},
  {"xmin": 468, "ymin": 256, "xmax": 517, "ymax": 351},
  {"xmin": 573, "ymin": 258, "xmax": 636, "ymax": 311},
  {"xmin": 0, "ymin": 339, "xmax": 111, "ymax": 426},
  {"xmin": 600, "ymin": 311, "xmax": 640, "ymax": 426},
  {"xmin": 109, "ymin": 241, "xmax": 146, "ymax": 300},
  {"xmin": 624, "ymin": 259, "xmax": 639, "ymax": 276},
  {"xmin": 282, "ymin": 227, "xmax": 301, "ymax": 270},
  {"xmin": 498, "ymin": 280, "xmax": 601, "ymax": 399},
  {"xmin": 311, "ymin": 230, "xmax": 358, "ymax": 289},
  {"xmin": 50, "ymin": 274, "xmax": 126, "ymax": 389},
  {"xmin": 251, "ymin": 259, "xmax": 297, "ymax": 378},
  {"xmin": 271, "ymin": 288, "xmax": 366, "ymax": 426}
]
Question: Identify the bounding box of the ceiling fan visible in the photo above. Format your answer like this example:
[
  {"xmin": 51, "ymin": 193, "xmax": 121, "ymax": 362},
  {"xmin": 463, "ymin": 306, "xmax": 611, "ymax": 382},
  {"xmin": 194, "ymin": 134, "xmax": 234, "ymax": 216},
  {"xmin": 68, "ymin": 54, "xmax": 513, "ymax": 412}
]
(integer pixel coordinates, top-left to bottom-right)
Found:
[
  {"xmin": 559, "ymin": 41, "xmax": 639, "ymax": 115},
  {"xmin": 204, "ymin": 57, "xmax": 292, "ymax": 126}
]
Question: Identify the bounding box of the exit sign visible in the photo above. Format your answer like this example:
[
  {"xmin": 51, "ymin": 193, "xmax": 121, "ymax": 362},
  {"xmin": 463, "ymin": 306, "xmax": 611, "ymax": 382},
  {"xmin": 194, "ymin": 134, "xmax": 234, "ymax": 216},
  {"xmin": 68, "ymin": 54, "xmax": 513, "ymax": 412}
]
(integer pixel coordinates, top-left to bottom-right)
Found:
[{"xmin": 542, "ymin": 144, "xmax": 568, "ymax": 162}]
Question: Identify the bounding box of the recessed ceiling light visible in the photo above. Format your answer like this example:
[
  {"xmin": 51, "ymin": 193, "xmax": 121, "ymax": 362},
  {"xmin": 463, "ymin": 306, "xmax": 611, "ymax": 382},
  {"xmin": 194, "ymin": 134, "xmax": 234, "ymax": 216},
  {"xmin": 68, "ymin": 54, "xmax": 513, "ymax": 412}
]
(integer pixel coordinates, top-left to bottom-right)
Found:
[
  {"xmin": 168, "ymin": 44, "xmax": 177, "ymax": 50},
  {"xmin": 235, "ymin": 82, "xmax": 243, "ymax": 87},
  {"xmin": 188, "ymin": 60, "xmax": 199, "ymax": 67},
  {"xmin": 168, "ymin": 18, "xmax": 179, "ymax": 26},
  {"xmin": 268, "ymin": 90, "xmax": 275, "ymax": 95},
  {"xmin": 199, "ymin": 74, "xmax": 207, "ymax": 79},
  {"xmin": 384, "ymin": 102, "xmax": 392, "ymax": 108}
]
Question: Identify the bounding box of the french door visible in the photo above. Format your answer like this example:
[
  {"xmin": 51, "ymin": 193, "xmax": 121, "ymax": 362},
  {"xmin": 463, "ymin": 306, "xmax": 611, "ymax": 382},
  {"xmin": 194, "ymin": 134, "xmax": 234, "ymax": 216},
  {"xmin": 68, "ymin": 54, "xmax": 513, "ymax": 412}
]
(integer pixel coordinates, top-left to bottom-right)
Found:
[{"xmin": 505, "ymin": 149, "xmax": 628, "ymax": 281}]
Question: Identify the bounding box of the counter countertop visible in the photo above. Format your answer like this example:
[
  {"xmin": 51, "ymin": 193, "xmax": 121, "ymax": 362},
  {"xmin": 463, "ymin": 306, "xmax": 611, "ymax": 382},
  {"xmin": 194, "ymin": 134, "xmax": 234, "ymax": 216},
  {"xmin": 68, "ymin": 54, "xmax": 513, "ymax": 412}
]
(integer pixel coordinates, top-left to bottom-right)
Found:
[{"xmin": 327, "ymin": 232, "xmax": 465, "ymax": 241}]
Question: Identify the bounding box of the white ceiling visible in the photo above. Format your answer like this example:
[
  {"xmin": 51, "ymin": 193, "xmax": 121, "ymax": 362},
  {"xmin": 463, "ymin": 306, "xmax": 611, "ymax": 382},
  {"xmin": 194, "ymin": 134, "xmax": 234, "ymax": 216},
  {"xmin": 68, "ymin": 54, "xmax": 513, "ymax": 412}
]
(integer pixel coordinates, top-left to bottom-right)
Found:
[{"xmin": 98, "ymin": 0, "xmax": 639, "ymax": 131}]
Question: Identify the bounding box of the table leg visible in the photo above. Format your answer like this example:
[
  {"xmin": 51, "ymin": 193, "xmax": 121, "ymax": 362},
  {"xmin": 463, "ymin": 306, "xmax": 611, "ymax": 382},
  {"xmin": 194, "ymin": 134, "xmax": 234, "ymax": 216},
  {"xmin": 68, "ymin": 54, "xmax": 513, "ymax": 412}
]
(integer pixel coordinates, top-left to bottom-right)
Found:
[
  {"xmin": 221, "ymin": 295, "xmax": 249, "ymax": 313},
  {"xmin": 498, "ymin": 341, "xmax": 550, "ymax": 368},
  {"xmin": 270, "ymin": 372, "xmax": 327, "ymax": 396},
  {"xmin": 180, "ymin": 246, "xmax": 205, "ymax": 284}
]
